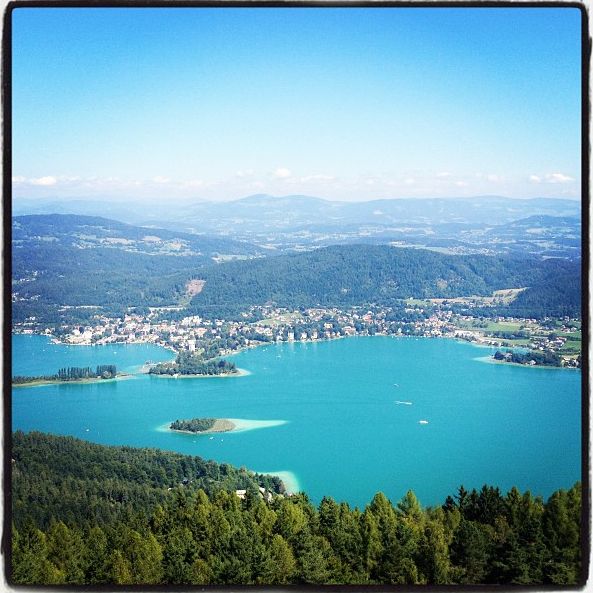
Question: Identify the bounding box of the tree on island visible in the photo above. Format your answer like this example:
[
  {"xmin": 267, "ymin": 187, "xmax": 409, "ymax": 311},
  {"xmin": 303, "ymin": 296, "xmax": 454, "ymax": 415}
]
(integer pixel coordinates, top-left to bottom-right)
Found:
[
  {"xmin": 13, "ymin": 365, "xmax": 117, "ymax": 384},
  {"xmin": 149, "ymin": 352, "xmax": 236, "ymax": 376},
  {"xmin": 170, "ymin": 418, "xmax": 216, "ymax": 433}
]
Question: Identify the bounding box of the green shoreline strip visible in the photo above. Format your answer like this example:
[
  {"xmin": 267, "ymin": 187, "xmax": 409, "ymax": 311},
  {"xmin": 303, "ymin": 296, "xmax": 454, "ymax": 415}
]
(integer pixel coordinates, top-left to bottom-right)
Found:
[{"xmin": 12, "ymin": 374, "xmax": 131, "ymax": 388}]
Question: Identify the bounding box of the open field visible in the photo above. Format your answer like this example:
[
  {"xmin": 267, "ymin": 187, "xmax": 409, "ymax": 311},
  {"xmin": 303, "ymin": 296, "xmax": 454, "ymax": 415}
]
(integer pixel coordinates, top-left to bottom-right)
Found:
[{"xmin": 259, "ymin": 312, "xmax": 304, "ymax": 327}]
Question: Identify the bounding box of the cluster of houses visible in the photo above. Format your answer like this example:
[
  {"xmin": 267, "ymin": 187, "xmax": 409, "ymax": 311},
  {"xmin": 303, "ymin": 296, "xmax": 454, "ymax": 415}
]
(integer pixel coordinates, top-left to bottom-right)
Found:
[
  {"xmin": 235, "ymin": 486, "xmax": 285, "ymax": 502},
  {"xmin": 16, "ymin": 304, "xmax": 579, "ymax": 367},
  {"xmin": 37, "ymin": 305, "xmax": 457, "ymax": 352},
  {"xmin": 167, "ymin": 479, "xmax": 287, "ymax": 501}
]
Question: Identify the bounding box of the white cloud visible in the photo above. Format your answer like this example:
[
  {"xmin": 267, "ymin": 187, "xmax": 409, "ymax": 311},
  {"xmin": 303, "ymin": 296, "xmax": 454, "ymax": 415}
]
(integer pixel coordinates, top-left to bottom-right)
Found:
[
  {"xmin": 31, "ymin": 176, "xmax": 58, "ymax": 186},
  {"xmin": 455, "ymin": 181, "xmax": 468, "ymax": 187},
  {"xmin": 235, "ymin": 169, "xmax": 254, "ymax": 178},
  {"xmin": 529, "ymin": 172, "xmax": 574, "ymax": 184},
  {"xmin": 273, "ymin": 167, "xmax": 292, "ymax": 179},
  {"xmin": 152, "ymin": 176, "xmax": 170, "ymax": 184},
  {"xmin": 545, "ymin": 173, "xmax": 574, "ymax": 184},
  {"xmin": 486, "ymin": 174, "xmax": 500, "ymax": 182},
  {"xmin": 436, "ymin": 172, "xmax": 452, "ymax": 178},
  {"xmin": 13, "ymin": 175, "xmax": 80, "ymax": 186},
  {"xmin": 404, "ymin": 178, "xmax": 415, "ymax": 185}
]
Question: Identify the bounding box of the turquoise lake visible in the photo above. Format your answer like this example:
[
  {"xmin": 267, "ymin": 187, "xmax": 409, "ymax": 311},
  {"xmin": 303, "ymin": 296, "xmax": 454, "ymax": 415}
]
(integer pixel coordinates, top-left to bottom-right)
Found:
[{"xmin": 12, "ymin": 334, "xmax": 581, "ymax": 508}]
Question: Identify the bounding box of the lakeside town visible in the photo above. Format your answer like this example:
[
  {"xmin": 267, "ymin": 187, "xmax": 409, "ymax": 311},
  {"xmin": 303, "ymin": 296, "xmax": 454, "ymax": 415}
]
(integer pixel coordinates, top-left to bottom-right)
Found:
[{"xmin": 14, "ymin": 300, "xmax": 582, "ymax": 369}]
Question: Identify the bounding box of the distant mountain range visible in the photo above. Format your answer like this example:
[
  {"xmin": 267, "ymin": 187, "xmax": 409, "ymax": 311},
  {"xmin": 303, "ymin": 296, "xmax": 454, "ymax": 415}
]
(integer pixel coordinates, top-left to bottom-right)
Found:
[
  {"xmin": 13, "ymin": 195, "xmax": 581, "ymax": 257},
  {"xmin": 12, "ymin": 214, "xmax": 265, "ymax": 258},
  {"xmin": 12, "ymin": 194, "xmax": 580, "ymax": 228}
]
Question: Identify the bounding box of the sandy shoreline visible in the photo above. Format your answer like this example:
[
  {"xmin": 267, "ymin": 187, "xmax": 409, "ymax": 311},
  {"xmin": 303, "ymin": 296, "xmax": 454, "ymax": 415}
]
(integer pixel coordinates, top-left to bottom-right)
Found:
[
  {"xmin": 228, "ymin": 418, "xmax": 288, "ymax": 432},
  {"xmin": 160, "ymin": 417, "xmax": 287, "ymax": 435}
]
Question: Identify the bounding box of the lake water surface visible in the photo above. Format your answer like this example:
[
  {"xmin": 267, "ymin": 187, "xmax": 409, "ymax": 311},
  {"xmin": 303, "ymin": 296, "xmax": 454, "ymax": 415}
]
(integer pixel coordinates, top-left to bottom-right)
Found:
[{"xmin": 12, "ymin": 334, "xmax": 581, "ymax": 508}]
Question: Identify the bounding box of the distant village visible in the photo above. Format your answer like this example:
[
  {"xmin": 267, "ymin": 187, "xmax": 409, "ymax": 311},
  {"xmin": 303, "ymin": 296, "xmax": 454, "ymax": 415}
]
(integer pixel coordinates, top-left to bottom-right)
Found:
[{"xmin": 15, "ymin": 301, "xmax": 581, "ymax": 369}]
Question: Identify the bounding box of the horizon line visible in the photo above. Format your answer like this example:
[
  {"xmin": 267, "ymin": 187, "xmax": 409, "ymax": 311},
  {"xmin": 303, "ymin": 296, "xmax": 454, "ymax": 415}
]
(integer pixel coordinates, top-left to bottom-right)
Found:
[{"xmin": 11, "ymin": 193, "xmax": 582, "ymax": 204}]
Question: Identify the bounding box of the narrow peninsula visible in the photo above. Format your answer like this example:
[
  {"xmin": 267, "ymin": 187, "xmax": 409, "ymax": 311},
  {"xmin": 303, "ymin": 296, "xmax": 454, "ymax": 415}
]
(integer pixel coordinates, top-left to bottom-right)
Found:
[
  {"xmin": 491, "ymin": 349, "xmax": 569, "ymax": 368},
  {"xmin": 13, "ymin": 365, "xmax": 121, "ymax": 387}
]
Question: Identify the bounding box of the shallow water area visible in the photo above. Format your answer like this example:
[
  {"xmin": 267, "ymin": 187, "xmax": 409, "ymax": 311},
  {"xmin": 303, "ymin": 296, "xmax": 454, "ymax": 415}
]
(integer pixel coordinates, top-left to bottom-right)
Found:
[
  {"xmin": 228, "ymin": 418, "xmax": 288, "ymax": 432},
  {"xmin": 255, "ymin": 470, "xmax": 301, "ymax": 494},
  {"xmin": 156, "ymin": 418, "xmax": 288, "ymax": 434}
]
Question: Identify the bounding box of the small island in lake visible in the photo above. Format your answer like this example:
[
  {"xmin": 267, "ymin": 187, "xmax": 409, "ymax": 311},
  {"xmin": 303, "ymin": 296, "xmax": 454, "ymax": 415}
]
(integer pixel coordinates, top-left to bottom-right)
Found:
[
  {"xmin": 149, "ymin": 351, "xmax": 238, "ymax": 377},
  {"xmin": 13, "ymin": 365, "xmax": 120, "ymax": 387},
  {"xmin": 170, "ymin": 417, "xmax": 235, "ymax": 434}
]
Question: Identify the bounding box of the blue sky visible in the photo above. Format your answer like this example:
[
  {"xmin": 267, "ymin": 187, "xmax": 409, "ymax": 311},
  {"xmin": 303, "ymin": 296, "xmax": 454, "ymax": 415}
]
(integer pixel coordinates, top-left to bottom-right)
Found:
[{"xmin": 12, "ymin": 6, "xmax": 582, "ymax": 201}]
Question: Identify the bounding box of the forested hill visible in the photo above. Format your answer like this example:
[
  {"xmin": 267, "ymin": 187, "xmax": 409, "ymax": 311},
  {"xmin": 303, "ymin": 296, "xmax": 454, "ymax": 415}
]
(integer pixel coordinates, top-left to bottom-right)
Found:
[
  {"xmin": 11, "ymin": 431, "xmax": 284, "ymax": 530},
  {"xmin": 12, "ymin": 214, "xmax": 264, "ymax": 323},
  {"xmin": 10, "ymin": 432, "xmax": 582, "ymax": 586},
  {"xmin": 13, "ymin": 216, "xmax": 581, "ymax": 323},
  {"xmin": 189, "ymin": 245, "xmax": 581, "ymax": 319}
]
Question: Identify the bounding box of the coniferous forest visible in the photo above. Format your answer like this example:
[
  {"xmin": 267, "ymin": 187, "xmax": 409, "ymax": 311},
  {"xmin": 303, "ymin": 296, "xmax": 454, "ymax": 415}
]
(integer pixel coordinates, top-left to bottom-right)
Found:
[
  {"xmin": 170, "ymin": 418, "xmax": 217, "ymax": 432},
  {"xmin": 9, "ymin": 432, "xmax": 582, "ymax": 586}
]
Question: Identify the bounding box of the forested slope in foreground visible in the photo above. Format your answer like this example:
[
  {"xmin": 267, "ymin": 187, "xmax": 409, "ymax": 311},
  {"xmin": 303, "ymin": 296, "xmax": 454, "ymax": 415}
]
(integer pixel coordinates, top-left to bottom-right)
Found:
[
  {"xmin": 10, "ymin": 432, "xmax": 582, "ymax": 586},
  {"xmin": 11, "ymin": 431, "xmax": 283, "ymax": 530}
]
